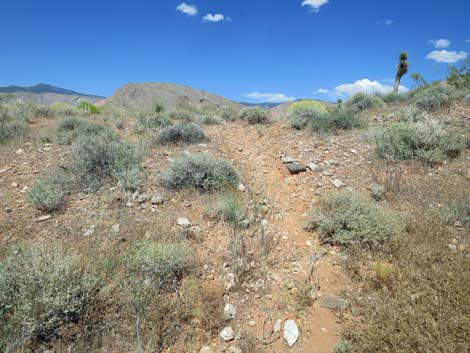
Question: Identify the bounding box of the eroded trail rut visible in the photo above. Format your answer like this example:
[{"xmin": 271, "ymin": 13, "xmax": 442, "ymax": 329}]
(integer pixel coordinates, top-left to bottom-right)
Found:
[{"xmin": 209, "ymin": 122, "xmax": 350, "ymax": 352}]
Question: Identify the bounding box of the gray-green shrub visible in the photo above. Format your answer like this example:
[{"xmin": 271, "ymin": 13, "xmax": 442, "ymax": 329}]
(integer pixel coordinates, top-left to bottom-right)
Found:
[
  {"xmin": 27, "ymin": 169, "xmax": 72, "ymax": 213},
  {"xmin": 133, "ymin": 113, "xmax": 172, "ymax": 134},
  {"xmin": 346, "ymin": 93, "xmax": 385, "ymax": 111},
  {"xmin": 239, "ymin": 108, "xmax": 270, "ymax": 125},
  {"xmin": 305, "ymin": 190, "xmax": 403, "ymax": 249},
  {"xmin": 0, "ymin": 106, "xmax": 29, "ymax": 144},
  {"xmin": 309, "ymin": 108, "xmax": 363, "ymax": 133},
  {"xmin": 161, "ymin": 153, "xmax": 239, "ymax": 192},
  {"xmin": 155, "ymin": 123, "xmax": 207, "ymax": 145},
  {"xmin": 413, "ymin": 84, "xmax": 458, "ymax": 112},
  {"xmin": 0, "ymin": 245, "xmax": 98, "ymax": 348},
  {"xmin": 72, "ymin": 130, "xmax": 142, "ymax": 190}
]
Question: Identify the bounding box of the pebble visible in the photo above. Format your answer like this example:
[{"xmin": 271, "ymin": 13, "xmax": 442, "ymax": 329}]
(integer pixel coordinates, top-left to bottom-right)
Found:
[
  {"xmin": 219, "ymin": 327, "xmax": 235, "ymax": 342},
  {"xmin": 224, "ymin": 303, "xmax": 237, "ymax": 320},
  {"xmin": 177, "ymin": 217, "xmax": 191, "ymax": 227},
  {"xmin": 283, "ymin": 320, "xmax": 299, "ymax": 347}
]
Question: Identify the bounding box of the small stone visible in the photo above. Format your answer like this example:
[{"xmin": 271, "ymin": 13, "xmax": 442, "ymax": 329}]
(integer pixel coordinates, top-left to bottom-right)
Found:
[
  {"xmin": 332, "ymin": 179, "xmax": 345, "ymax": 188},
  {"xmin": 110, "ymin": 224, "xmax": 120, "ymax": 234},
  {"xmin": 307, "ymin": 163, "xmax": 322, "ymax": 172},
  {"xmin": 282, "ymin": 156, "xmax": 297, "ymax": 164},
  {"xmin": 224, "ymin": 303, "xmax": 237, "ymax": 320},
  {"xmin": 83, "ymin": 225, "xmax": 97, "ymax": 237},
  {"xmin": 151, "ymin": 195, "xmax": 165, "ymax": 205},
  {"xmin": 177, "ymin": 217, "xmax": 191, "ymax": 227},
  {"xmin": 454, "ymin": 221, "xmax": 463, "ymax": 228},
  {"xmin": 283, "ymin": 320, "xmax": 299, "ymax": 347},
  {"xmin": 350, "ymin": 149, "xmax": 358, "ymax": 154},
  {"xmin": 137, "ymin": 194, "xmax": 150, "ymax": 203},
  {"xmin": 11, "ymin": 182, "xmax": 19, "ymax": 188},
  {"xmin": 287, "ymin": 163, "xmax": 307, "ymax": 174},
  {"xmin": 248, "ymin": 320, "xmax": 256, "ymax": 327},
  {"xmin": 238, "ymin": 183, "xmax": 246, "ymax": 192},
  {"xmin": 219, "ymin": 327, "xmax": 235, "ymax": 342},
  {"xmin": 228, "ymin": 346, "xmax": 242, "ymax": 353},
  {"xmin": 254, "ymin": 278, "xmax": 265, "ymax": 290},
  {"xmin": 15, "ymin": 148, "xmax": 25, "ymax": 155},
  {"xmin": 274, "ymin": 319, "xmax": 283, "ymax": 332},
  {"xmin": 199, "ymin": 346, "xmax": 213, "ymax": 353},
  {"xmin": 270, "ymin": 272, "xmax": 281, "ymax": 281},
  {"xmin": 36, "ymin": 215, "xmax": 51, "ymax": 222}
]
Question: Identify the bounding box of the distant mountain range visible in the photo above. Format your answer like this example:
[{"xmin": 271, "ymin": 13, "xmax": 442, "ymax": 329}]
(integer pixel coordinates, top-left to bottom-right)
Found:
[{"xmin": 0, "ymin": 83, "xmax": 105, "ymax": 106}]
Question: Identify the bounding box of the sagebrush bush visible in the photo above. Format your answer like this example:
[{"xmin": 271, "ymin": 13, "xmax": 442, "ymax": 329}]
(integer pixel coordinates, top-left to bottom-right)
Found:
[
  {"xmin": 239, "ymin": 108, "xmax": 270, "ymax": 125},
  {"xmin": 198, "ymin": 114, "xmax": 222, "ymax": 125},
  {"xmin": 370, "ymin": 121, "xmax": 465, "ymax": 165},
  {"xmin": 49, "ymin": 102, "xmax": 76, "ymax": 117},
  {"xmin": 413, "ymin": 84, "xmax": 458, "ymax": 112},
  {"xmin": 0, "ymin": 105, "xmax": 29, "ymax": 143},
  {"xmin": 288, "ymin": 100, "xmax": 327, "ymax": 114},
  {"xmin": 205, "ymin": 192, "xmax": 245, "ymax": 227},
  {"xmin": 133, "ymin": 113, "xmax": 172, "ymax": 134},
  {"xmin": 309, "ymin": 108, "xmax": 363, "ymax": 133},
  {"xmin": 305, "ymin": 190, "xmax": 403, "ymax": 249},
  {"xmin": 72, "ymin": 130, "xmax": 142, "ymax": 190},
  {"xmin": 161, "ymin": 153, "xmax": 239, "ymax": 192},
  {"xmin": 128, "ymin": 240, "xmax": 192, "ymax": 289},
  {"xmin": 288, "ymin": 104, "xmax": 325, "ymax": 130},
  {"xmin": 380, "ymin": 92, "xmax": 409, "ymax": 105},
  {"xmin": 155, "ymin": 123, "xmax": 207, "ymax": 145},
  {"xmin": 27, "ymin": 169, "xmax": 72, "ymax": 213},
  {"xmin": 56, "ymin": 117, "xmax": 107, "ymax": 144},
  {"xmin": 346, "ymin": 93, "xmax": 385, "ymax": 111},
  {"xmin": 0, "ymin": 245, "xmax": 98, "ymax": 348}
]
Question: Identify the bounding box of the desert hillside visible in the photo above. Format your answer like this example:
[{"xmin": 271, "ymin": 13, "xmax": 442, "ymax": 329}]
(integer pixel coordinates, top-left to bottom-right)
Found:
[{"xmin": 105, "ymin": 82, "xmax": 244, "ymax": 112}]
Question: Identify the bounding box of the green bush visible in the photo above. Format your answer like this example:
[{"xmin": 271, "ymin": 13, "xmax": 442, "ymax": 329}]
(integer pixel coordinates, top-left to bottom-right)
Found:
[
  {"xmin": 309, "ymin": 108, "xmax": 363, "ymax": 133},
  {"xmin": 239, "ymin": 108, "xmax": 270, "ymax": 125},
  {"xmin": 205, "ymin": 192, "xmax": 245, "ymax": 228},
  {"xmin": 55, "ymin": 117, "xmax": 108, "ymax": 144},
  {"xmin": 133, "ymin": 113, "xmax": 172, "ymax": 134},
  {"xmin": 198, "ymin": 115, "xmax": 222, "ymax": 125},
  {"xmin": 155, "ymin": 123, "xmax": 207, "ymax": 145},
  {"xmin": 77, "ymin": 101, "xmax": 100, "ymax": 114},
  {"xmin": 0, "ymin": 118, "xmax": 29, "ymax": 144},
  {"xmin": 288, "ymin": 104, "xmax": 325, "ymax": 130},
  {"xmin": 27, "ymin": 169, "xmax": 72, "ymax": 213},
  {"xmin": 305, "ymin": 190, "xmax": 403, "ymax": 249},
  {"xmin": 370, "ymin": 122, "xmax": 465, "ymax": 165},
  {"xmin": 413, "ymin": 84, "xmax": 458, "ymax": 112},
  {"xmin": 346, "ymin": 93, "xmax": 385, "ymax": 111},
  {"xmin": 71, "ymin": 130, "xmax": 142, "ymax": 190},
  {"xmin": 161, "ymin": 153, "xmax": 239, "ymax": 192},
  {"xmin": 0, "ymin": 245, "xmax": 98, "ymax": 348},
  {"xmin": 380, "ymin": 92, "xmax": 409, "ymax": 105},
  {"xmin": 49, "ymin": 102, "xmax": 76, "ymax": 117},
  {"xmin": 369, "ymin": 183, "xmax": 386, "ymax": 201},
  {"xmin": 128, "ymin": 240, "xmax": 192, "ymax": 289},
  {"xmin": 289, "ymin": 100, "xmax": 328, "ymax": 114}
]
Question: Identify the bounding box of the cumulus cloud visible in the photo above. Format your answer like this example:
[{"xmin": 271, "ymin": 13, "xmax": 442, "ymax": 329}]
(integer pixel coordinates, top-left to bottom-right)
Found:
[
  {"xmin": 428, "ymin": 39, "xmax": 451, "ymax": 49},
  {"xmin": 245, "ymin": 92, "xmax": 296, "ymax": 103},
  {"xmin": 466, "ymin": 39, "xmax": 470, "ymax": 43},
  {"xmin": 203, "ymin": 14, "xmax": 225, "ymax": 22},
  {"xmin": 317, "ymin": 79, "xmax": 408, "ymax": 97},
  {"xmin": 426, "ymin": 50, "xmax": 468, "ymax": 64},
  {"xmin": 302, "ymin": 0, "xmax": 329, "ymax": 13},
  {"xmin": 176, "ymin": 2, "xmax": 198, "ymax": 16},
  {"xmin": 377, "ymin": 19, "xmax": 394, "ymax": 25}
]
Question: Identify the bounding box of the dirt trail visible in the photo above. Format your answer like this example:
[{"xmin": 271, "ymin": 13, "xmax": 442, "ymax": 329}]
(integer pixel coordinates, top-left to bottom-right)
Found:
[{"xmin": 209, "ymin": 122, "xmax": 351, "ymax": 352}]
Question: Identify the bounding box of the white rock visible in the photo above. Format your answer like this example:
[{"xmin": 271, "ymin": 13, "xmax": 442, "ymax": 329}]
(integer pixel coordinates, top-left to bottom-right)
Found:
[
  {"xmin": 15, "ymin": 148, "xmax": 25, "ymax": 155},
  {"xmin": 199, "ymin": 346, "xmax": 213, "ymax": 353},
  {"xmin": 177, "ymin": 217, "xmax": 191, "ymax": 227},
  {"xmin": 151, "ymin": 195, "xmax": 165, "ymax": 205},
  {"xmin": 331, "ymin": 179, "xmax": 345, "ymax": 188},
  {"xmin": 283, "ymin": 320, "xmax": 299, "ymax": 347},
  {"xmin": 219, "ymin": 327, "xmax": 235, "ymax": 342},
  {"xmin": 110, "ymin": 224, "xmax": 120, "ymax": 234},
  {"xmin": 237, "ymin": 183, "xmax": 246, "ymax": 192},
  {"xmin": 83, "ymin": 225, "xmax": 96, "ymax": 237},
  {"xmin": 248, "ymin": 320, "xmax": 256, "ymax": 327},
  {"xmin": 224, "ymin": 303, "xmax": 237, "ymax": 320},
  {"xmin": 274, "ymin": 319, "xmax": 283, "ymax": 332}
]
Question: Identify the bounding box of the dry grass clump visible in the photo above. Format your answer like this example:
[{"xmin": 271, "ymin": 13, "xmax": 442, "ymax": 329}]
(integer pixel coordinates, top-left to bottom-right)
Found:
[
  {"xmin": 161, "ymin": 153, "xmax": 239, "ymax": 192},
  {"xmin": 0, "ymin": 244, "xmax": 99, "ymax": 350},
  {"xmin": 305, "ymin": 189, "xmax": 403, "ymax": 249},
  {"xmin": 155, "ymin": 123, "xmax": 207, "ymax": 145}
]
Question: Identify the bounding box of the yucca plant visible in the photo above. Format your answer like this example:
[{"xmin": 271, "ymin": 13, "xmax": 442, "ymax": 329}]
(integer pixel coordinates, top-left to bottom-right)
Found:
[
  {"xmin": 77, "ymin": 100, "xmax": 100, "ymax": 114},
  {"xmin": 393, "ymin": 52, "xmax": 409, "ymax": 93}
]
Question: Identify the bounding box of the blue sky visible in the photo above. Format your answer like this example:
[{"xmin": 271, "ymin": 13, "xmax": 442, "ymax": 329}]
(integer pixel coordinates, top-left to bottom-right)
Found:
[{"xmin": 0, "ymin": 0, "xmax": 469, "ymax": 102}]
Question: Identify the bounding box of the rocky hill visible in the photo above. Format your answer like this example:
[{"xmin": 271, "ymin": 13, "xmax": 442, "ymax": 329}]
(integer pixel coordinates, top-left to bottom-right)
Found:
[
  {"xmin": 105, "ymin": 82, "xmax": 243, "ymax": 112},
  {"xmin": 0, "ymin": 83, "xmax": 104, "ymax": 106}
]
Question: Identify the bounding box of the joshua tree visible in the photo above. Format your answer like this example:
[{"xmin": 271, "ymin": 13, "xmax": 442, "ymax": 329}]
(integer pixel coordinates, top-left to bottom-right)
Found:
[{"xmin": 393, "ymin": 52, "xmax": 409, "ymax": 93}]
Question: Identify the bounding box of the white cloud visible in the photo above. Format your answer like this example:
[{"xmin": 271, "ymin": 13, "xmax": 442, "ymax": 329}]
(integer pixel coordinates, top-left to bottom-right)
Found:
[
  {"xmin": 426, "ymin": 50, "xmax": 468, "ymax": 64},
  {"xmin": 246, "ymin": 92, "xmax": 296, "ymax": 103},
  {"xmin": 203, "ymin": 14, "xmax": 225, "ymax": 22},
  {"xmin": 466, "ymin": 39, "xmax": 470, "ymax": 43},
  {"xmin": 317, "ymin": 79, "xmax": 408, "ymax": 97},
  {"xmin": 428, "ymin": 39, "xmax": 451, "ymax": 49},
  {"xmin": 176, "ymin": 2, "xmax": 198, "ymax": 16},
  {"xmin": 385, "ymin": 19, "xmax": 394, "ymax": 25},
  {"xmin": 302, "ymin": 0, "xmax": 329, "ymax": 13}
]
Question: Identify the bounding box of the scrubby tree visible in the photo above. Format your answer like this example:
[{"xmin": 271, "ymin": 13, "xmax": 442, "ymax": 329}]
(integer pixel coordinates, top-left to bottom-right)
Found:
[
  {"xmin": 411, "ymin": 72, "xmax": 427, "ymax": 88},
  {"xmin": 393, "ymin": 52, "xmax": 409, "ymax": 93},
  {"xmin": 447, "ymin": 57, "xmax": 470, "ymax": 89}
]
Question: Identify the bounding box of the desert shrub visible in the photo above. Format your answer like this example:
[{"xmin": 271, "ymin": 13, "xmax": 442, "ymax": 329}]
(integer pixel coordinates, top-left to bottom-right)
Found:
[
  {"xmin": 239, "ymin": 108, "xmax": 270, "ymax": 125},
  {"xmin": 305, "ymin": 190, "xmax": 403, "ymax": 249},
  {"xmin": 56, "ymin": 117, "xmax": 107, "ymax": 144},
  {"xmin": 49, "ymin": 102, "xmax": 76, "ymax": 117},
  {"xmin": 71, "ymin": 130, "xmax": 141, "ymax": 190},
  {"xmin": 0, "ymin": 244, "xmax": 98, "ymax": 349},
  {"xmin": 198, "ymin": 114, "xmax": 222, "ymax": 125},
  {"xmin": 0, "ymin": 117, "xmax": 28, "ymax": 144},
  {"xmin": 161, "ymin": 153, "xmax": 239, "ymax": 192},
  {"xmin": 155, "ymin": 123, "xmax": 207, "ymax": 145},
  {"xmin": 289, "ymin": 100, "xmax": 328, "ymax": 114},
  {"xmin": 369, "ymin": 183, "xmax": 385, "ymax": 201},
  {"xmin": 27, "ymin": 169, "xmax": 72, "ymax": 213},
  {"xmin": 205, "ymin": 192, "xmax": 245, "ymax": 227},
  {"xmin": 380, "ymin": 92, "xmax": 409, "ymax": 105},
  {"xmin": 346, "ymin": 93, "xmax": 385, "ymax": 111},
  {"xmin": 133, "ymin": 113, "xmax": 172, "ymax": 133},
  {"xmin": 309, "ymin": 108, "xmax": 363, "ymax": 133},
  {"xmin": 77, "ymin": 101, "xmax": 100, "ymax": 114},
  {"xmin": 335, "ymin": 342, "xmax": 352, "ymax": 353},
  {"xmin": 128, "ymin": 240, "xmax": 192, "ymax": 288},
  {"xmin": 370, "ymin": 121, "xmax": 465, "ymax": 165},
  {"xmin": 413, "ymin": 84, "xmax": 458, "ymax": 112},
  {"xmin": 220, "ymin": 108, "xmax": 240, "ymax": 122},
  {"xmin": 347, "ymin": 211, "xmax": 470, "ymax": 353}
]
